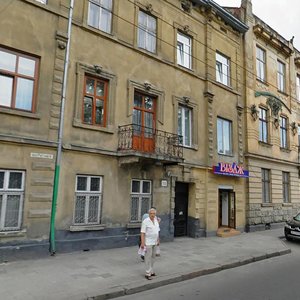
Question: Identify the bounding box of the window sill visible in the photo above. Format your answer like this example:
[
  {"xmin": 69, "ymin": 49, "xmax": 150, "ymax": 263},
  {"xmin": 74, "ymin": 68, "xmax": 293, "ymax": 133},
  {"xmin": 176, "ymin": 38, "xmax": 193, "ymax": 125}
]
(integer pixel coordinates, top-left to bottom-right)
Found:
[
  {"xmin": 256, "ymin": 78, "xmax": 269, "ymax": 86},
  {"xmin": 73, "ymin": 119, "xmax": 115, "ymax": 134},
  {"xmin": 283, "ymin": 203, "xmax": 292, "ymax": 207},
  {"xmin": 0, "ymin": 107, "xmax": 41, "ymax": 119},
  {"xmin": 280, "ymin": 147, "xmax": 291, "ymax": 153},
  {"xmin": 0, "ymin": 229, "xmax": 27, "ymax": 238},
  {"xmin": 258, "ymin": 141, "xmax": 272, "ymax": 148},
  {"xmin": 177, "ymin": 64, "xmax": 194, "ymax": 73},
  {"xmin": 261, "ymin": 203, "xmax": 274, "ymax": 207},
  {"xmin": 277, "ymin": 90, "xmax": 289, "ymax": 97},
  {"xmin": 218, "ymin": 152, "xmax": 234, "ymax": 157},
  {"xmin": 127, "ymin": 222, "xmax": 141, "ymax": 229},
  {"xmin": 183, "ymin": 144, "xmax": 198, "ymax": 151},
  {"xmin": 69, "ymin": 224, "xmax": 106, "ymax": 232}
]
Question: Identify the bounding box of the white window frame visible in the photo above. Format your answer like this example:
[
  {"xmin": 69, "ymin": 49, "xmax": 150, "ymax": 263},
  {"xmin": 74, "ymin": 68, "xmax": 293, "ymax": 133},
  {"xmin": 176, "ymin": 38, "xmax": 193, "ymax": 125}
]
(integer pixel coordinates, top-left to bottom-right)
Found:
[
  {"xmin": 216, "ymin": 52, "xmax": 230, "ymax": 86},
  {"xmin": 280, "ymin": 116, "xmax": 288, "ymax": 149},
  {"xmin": 137, "ymin": 10, "xmax": 157, "ymax": 53},
  {"xmin": 296, "ymin": 74, "xmax": 300, "ymax": 101},
  {"xmin": 74, "ymin": 175, "xmax": 103, "ymax": 225},
  {"xmin": 177, "ymin": 32, "xmax": 192, "ymax": 69},
  {"xmin": 0, "ymin": 170, "xmax": 25, "ymax": 231},
  {"xmin": 35, "ymin": 0, "xmax": 47, "ymax": 3},
  {"xmin": 277, "ymin": 60, "xmax": 286, "ymax": 92},
  {"xmin": 178, "ymin": 105, "xmax": 192, "ymax": 147},
  {"xmin": 282, "ymin": 172, "xmax": 290, "ymax": 203},
  {"xmin": 130, "ymin": 179, "xmax": 151, "ymax": 222},
  {"xmin": 259, "ymin": 107, "xmax": 268, "ymax": 143},
  {"xmin": 256, "ymin": 46, "xmax": 266, "ymax": 82},
  {"xmin": 87, "ymin": 0, "xmax": 113, "ymax": 34},
  {"xmin": 217, "ymin": 117, "xmax": 232, "ymax": 155}
]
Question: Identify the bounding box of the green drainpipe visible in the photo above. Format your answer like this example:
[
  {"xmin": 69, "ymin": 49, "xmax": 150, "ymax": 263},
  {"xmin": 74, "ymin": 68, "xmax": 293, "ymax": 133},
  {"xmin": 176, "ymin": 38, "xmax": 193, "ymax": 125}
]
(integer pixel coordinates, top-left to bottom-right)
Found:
[{"xmin": 49, "ymin": 0, "xmax": 74, "ymax": 255}]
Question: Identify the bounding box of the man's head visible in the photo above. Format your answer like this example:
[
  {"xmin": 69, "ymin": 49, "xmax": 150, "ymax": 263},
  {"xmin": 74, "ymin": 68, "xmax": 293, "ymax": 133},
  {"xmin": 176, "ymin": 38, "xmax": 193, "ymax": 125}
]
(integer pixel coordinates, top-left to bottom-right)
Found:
[{"xmin": 148, "ymin": 208, "xmax": 156, "ymax": 220}]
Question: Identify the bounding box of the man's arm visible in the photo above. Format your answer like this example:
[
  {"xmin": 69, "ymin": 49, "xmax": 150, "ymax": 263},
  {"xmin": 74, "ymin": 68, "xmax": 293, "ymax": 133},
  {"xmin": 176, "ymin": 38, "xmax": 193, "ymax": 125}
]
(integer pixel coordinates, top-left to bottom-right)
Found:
[{"xmin": 140, "ymin": 232, "xmax": 145, "ymax": 248}]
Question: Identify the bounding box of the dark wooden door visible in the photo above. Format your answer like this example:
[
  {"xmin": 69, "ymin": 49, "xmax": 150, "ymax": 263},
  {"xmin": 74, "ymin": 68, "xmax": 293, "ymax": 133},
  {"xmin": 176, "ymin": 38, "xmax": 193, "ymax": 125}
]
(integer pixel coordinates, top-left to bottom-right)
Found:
[{"xmin": 174, "ymin": 182, "xmax": 189, "ymax": 237}]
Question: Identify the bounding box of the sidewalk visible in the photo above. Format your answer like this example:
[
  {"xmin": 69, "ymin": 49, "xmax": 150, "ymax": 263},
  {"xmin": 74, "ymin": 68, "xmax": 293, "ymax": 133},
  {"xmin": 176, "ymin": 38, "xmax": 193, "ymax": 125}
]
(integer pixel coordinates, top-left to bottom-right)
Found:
[{"xmin": 0, "ymin": 228, "xmax": 290, "ymax": 300}]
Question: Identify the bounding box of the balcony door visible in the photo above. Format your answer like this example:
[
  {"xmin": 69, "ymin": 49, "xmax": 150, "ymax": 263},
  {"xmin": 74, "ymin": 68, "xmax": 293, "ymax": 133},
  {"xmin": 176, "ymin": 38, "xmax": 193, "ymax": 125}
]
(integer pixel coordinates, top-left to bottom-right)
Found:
[{"xmin": 132, "ymin": 91, "xmax": 156, "ymax": 153}]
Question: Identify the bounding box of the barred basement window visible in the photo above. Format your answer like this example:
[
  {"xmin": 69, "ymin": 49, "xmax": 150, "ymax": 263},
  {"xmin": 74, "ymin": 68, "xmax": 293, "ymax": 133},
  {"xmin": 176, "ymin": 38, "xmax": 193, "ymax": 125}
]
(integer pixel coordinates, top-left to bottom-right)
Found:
[
  {"xmin": 74, "ymin": 175, "xmax": 102, "ymax": 225},
  {"xmin": 0, "ymin": 170, "xmax": 25, "ymax": 231},
  {"xmin": 130, "ymin": 180, "xmax": 151, "ymax": 222}
]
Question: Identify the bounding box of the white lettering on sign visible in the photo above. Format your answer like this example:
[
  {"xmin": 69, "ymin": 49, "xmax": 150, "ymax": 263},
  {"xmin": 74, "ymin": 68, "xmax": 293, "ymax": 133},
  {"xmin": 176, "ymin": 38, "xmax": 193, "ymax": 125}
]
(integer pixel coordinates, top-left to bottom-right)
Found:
[{"xmin": 30, "ymin": 152, "xmax": 54, "ymax": 159}]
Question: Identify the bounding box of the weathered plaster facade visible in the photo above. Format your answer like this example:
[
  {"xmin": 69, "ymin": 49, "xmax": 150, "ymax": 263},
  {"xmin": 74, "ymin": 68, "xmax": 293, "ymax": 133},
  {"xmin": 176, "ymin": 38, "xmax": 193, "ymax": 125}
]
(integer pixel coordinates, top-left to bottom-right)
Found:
[{"xmin": 0, "ymin": 0, "xmax": 248, "ymax": 258}]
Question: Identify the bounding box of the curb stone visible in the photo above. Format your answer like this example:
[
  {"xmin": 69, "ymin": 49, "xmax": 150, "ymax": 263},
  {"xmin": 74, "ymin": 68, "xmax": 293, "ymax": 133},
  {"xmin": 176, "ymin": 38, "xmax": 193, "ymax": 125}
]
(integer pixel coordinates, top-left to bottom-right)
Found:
[{"xmin": 86, "ymin": 248, "xmax": 291, "ymax": 300}]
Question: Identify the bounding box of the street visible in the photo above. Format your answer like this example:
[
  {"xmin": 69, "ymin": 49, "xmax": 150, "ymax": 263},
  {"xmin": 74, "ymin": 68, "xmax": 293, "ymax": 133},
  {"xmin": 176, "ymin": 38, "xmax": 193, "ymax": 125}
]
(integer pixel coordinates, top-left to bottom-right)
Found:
[{"xmin": 120, "ymin": 237, "xmax": 300, "ymax": 300}]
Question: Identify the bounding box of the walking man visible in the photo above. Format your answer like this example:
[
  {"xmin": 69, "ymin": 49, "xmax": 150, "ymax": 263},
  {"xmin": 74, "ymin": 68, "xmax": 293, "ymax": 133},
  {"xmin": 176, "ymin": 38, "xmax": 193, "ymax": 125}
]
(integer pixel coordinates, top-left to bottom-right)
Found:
[{"xmin": 140, "ymin": 208, "xmax": 160, "ymax": 280}]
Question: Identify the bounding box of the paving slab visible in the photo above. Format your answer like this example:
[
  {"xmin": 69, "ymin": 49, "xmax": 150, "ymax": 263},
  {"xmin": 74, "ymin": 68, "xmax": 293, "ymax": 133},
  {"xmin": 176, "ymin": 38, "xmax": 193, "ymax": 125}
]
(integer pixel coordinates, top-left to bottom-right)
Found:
[{"xmin": 0, "ymin": 228, "xmax": 290, "ymax": 300}]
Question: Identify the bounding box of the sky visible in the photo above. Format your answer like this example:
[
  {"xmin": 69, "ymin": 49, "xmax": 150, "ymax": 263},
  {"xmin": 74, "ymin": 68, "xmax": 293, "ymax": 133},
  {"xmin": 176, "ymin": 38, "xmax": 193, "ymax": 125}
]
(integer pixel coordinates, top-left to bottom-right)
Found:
[{"xmin": 213, "ymin": 0, "xmax": 300, "ymax": 51}]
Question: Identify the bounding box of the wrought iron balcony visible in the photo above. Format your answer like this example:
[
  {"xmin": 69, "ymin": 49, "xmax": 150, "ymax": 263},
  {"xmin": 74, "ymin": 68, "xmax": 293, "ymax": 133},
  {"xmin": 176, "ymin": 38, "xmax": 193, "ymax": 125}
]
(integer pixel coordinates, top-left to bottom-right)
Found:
[{"xmin": 118, "ymin": 124, "xmax": 183, "ymax": 162}]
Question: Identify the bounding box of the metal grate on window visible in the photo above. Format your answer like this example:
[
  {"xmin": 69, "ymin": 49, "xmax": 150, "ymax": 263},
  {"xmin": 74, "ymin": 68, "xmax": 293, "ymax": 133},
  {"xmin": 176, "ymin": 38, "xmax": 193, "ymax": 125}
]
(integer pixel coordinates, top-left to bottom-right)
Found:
[
  {"xmin": 4, "ymin": 195, "xmax": 20, "ymax": 228},
  {"xmin": 131, "ymin": 196, "xmax": 139, "ymax": 221},
  {"xmin": 74, "ymin": 195, "xmax": 86, "ymax": 224},
  {"xmin": 141, "ymin": 197, "xmax": 150, "ymax": 217},
  {"xmin": 88, "ymin": 195, "xmax": 100, "ymax": 223}
]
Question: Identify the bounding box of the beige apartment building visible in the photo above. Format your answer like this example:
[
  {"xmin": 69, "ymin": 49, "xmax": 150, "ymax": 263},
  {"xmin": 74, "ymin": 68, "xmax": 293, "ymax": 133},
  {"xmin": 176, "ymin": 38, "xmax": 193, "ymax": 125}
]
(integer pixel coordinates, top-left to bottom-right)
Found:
[
  {"xmin": 232, "ymin": 0, "xmax": 300, "ymax": 230},
  {"xmin": 0, "ymin": 0, "xmax": 249, "ymax": 257}
]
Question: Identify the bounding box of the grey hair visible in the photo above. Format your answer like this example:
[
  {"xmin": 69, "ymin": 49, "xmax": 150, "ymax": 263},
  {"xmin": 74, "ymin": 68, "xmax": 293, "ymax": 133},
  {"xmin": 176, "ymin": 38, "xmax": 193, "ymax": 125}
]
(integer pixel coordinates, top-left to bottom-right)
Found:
[{"xmin": 148, "ymin": 208, "xmax": 156, "ymax": 213}]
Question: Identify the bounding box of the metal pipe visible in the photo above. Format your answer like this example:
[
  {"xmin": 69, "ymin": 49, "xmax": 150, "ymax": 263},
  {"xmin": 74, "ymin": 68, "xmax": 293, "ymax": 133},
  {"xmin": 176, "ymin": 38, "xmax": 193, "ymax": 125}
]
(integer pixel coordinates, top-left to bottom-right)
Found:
[{"xmin": 49, "ymin": 0, "xmax": 74, "ymax": 255}]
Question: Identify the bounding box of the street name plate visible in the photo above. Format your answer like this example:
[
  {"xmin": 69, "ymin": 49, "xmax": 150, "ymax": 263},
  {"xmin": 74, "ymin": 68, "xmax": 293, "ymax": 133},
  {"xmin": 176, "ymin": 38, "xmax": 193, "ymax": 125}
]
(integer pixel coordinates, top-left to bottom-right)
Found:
[{"xmin": 30, "ymin": 152, "xmax": 54, "ymax": 159}]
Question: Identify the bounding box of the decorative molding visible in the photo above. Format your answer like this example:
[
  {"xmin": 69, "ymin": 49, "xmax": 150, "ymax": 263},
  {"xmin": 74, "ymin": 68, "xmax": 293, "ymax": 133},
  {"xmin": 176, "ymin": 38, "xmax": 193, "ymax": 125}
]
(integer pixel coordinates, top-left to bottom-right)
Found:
[
  {"xmin": 181, "ymin": 0, "xmax": 192, "ymax": 12},
  {"xmin": 145, "ymin": 3, "xmax": 153, "ymax": 13},
  {"xmin": 290, "ymin": 122, "xmax": 297, "ymax": 135},
  {"xmin": 250, "ymin": 104, "xmax": 259, "ymax": 121},
  {"xmin": 295, "ymin": 57, "xmax": 300, "ymax": 68}
]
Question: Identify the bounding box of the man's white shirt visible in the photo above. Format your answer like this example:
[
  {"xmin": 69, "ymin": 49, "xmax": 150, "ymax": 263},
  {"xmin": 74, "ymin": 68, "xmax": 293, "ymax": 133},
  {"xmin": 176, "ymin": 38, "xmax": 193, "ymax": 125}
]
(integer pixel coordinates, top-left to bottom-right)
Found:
[{"xmin": 141, "ymin": 217, "xmax": 160, "ymax": 246}]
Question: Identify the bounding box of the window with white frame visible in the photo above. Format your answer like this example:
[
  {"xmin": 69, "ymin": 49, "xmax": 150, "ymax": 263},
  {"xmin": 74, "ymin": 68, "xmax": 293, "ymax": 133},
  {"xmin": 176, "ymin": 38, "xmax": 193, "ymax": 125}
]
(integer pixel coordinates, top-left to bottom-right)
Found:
[
  {"xmin": 74, "ymin": 175, "xmax": 102, "ymax": 225},
  {"xmin": 280, "ymin": 116, "xmax": 288, "ymax": 149},
  {"xmin": 177, "ymin": 32, "xmax": 192, "ymax": 69},
  {"xmin": 178, "ymin": 105, "xmax": 192, "ymax": 147},
  {"xmin": 277, "ymin": 60, "xmax": 286, "ymax": 92},
  {"xmin": 88, "ymin": 0, "xmax": 112, "ymax": 34},
  {"xmin": 0, "ymin": 170, "xmax": 25, "ymax": 231},
  {"xmin": 256, "ymin": 46, "xmax": 266, "ymax": 82},
  {"xmin": 130, "ymin": 180, "xmax": 151, "ymax": 222},
  {"xmin": 35, "ymin": 0, "xmax": 47, "ymax": 3},
  {"xmin": 282, "ymin": 172, "xmax": 290, "ymax": 203},
  {"xmin": 259, "ymin": 107, "xmax": 268, "ymax": 143},
  {"xmin": 296, "ymin": 74, "xmax": 300, "ymax": 101},
  {"xmin": 217, "ymin": 117, "xmax": 232, "ymax": 155},
  {"xmin": 137, "ymin": 10, "xmax": 156, "ymax": 53},
  {"xmin": 216, "ymin": 52, "xmax": 230, "ymax": 86},
  {"xmin": 262, "ymin": 168, "xmax": 271, "ymax": 203}
]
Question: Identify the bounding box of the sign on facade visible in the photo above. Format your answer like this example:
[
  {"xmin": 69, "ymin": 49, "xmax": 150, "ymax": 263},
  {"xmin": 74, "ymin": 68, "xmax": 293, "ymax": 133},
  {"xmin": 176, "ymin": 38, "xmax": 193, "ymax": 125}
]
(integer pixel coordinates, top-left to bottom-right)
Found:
[
  {"xmin": 30, "ymin": 152, "xmax": 54, "ymax": 159},
  {"xmin": 213, "ymin": 162, "xmax": 249, "ymax": 178}
]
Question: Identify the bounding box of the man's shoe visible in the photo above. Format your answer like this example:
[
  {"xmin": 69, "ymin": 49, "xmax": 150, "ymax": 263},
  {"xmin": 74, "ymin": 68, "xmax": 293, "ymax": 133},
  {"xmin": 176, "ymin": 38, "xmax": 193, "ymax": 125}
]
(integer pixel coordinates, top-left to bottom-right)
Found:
[
  {"xmin": 151, "ymin": 273, "xmax": 156, "ymax": 276},
  {"xmin": 145, "ymin": 275, "xmax": 152, "ymax": 280}
]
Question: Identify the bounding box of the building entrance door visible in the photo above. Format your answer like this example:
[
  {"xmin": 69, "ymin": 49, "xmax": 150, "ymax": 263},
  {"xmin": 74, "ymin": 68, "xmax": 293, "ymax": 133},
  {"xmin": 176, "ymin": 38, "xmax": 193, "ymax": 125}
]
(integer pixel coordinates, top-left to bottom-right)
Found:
[
  {"xmin": 219, "ymin": 189, "xmax": 236, "ymax": 228},
  {"xmin": 174, "ymin": 182, "xmax": 189, "ymax": 237}
]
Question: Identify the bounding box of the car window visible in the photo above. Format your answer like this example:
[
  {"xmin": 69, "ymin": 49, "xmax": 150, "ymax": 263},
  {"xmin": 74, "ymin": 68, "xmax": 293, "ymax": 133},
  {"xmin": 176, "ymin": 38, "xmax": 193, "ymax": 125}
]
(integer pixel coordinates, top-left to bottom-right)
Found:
[{"xmin": 294, "ymin": 213, "xmax": 300, "ymax": 221}]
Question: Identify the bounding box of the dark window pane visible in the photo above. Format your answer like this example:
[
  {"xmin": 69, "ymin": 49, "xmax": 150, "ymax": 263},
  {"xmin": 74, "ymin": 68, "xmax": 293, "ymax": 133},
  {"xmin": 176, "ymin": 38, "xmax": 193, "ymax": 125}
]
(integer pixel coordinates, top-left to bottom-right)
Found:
[
  {"xmin": 4, "ymin": 195, "xmax": 20, "ymax": 228},
  {"xmin": 83, "ymin": 96, "xmax": 93, "ymax": 124},
  {"xmin": 142, "ymin": 181, "xmax": 150, "ymax": 193},
  {"xmin": 134, "ymin": 93, "xmax": 142, "ymax": 108},
  {"xmin": 130, "ymin": 196, "xmax": 139, "ymax": 221},
  {"xmin": 95, "ymin": 99, "xmax": 104, "ymax": 125},
  {"xmin": 141, "ymin": 197, "xmax": 150, "ymax": 216},
  {"xmin": 8, "ymin": 172, "xmax": 22, "ymax": 189},
  {"xmin": 132, "ymin": 180, "xmax": 140, "ymax": 193},
  {"xmin": 96, "ymin": 81, "xmax": 105, "ymax": 97},
  {"xmin": 88, "ymin": 196, "xmax": 99, "ymax": 223},
  {"xmin": 86, "ymin": 78, "xmax": 95, "ymax": 94},
  {"xmin": 144, "ymin": 96, "xmax": 154, "ymax": 110},
  {"xmin": 75, "ymin": 195, "xmax": 86, "ymax": 223},
  {"xmin": 0, "ymin": 172, "xmax": 4, "ymax": 189},
  {"xmin": 77, "ymin": 176, "xmax": 87, "ymax": 191},
  {"xmin": 90, "ymin": 177, "xmax": 100, "ymax": 191}
]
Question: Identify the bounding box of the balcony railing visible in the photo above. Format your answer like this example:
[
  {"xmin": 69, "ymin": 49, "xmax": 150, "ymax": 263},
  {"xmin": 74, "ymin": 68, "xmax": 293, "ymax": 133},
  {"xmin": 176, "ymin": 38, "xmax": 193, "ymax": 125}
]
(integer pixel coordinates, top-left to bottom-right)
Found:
[{"xmin": 118, "ymin": 124, "xmax": 183, "ymax": 160}]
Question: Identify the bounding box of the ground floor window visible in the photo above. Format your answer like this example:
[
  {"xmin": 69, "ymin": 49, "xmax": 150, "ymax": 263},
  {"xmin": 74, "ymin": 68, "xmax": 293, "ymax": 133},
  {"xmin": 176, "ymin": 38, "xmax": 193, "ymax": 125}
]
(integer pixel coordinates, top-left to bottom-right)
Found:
[
  {"xmin": 130, "ymin": 179, "xmax": 151, "ymax": 222},
  {"xmin": 0, "ymin": 170, "xmax": 25, "ymax": 231},
  {"xmin": 261, "ymin": 168, "xmax": 271, "ymax": 203},
  {"xmin": 74, "ymin": 175, "xmax": 102, "ymax": 225}
]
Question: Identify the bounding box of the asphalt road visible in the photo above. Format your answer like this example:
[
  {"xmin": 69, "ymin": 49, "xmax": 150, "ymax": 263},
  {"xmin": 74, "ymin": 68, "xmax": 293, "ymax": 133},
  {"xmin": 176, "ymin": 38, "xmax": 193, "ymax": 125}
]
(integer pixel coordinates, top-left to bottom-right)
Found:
[{"xmin": 120, "ymin": 237, "xmax": 300, "ymax": 300}]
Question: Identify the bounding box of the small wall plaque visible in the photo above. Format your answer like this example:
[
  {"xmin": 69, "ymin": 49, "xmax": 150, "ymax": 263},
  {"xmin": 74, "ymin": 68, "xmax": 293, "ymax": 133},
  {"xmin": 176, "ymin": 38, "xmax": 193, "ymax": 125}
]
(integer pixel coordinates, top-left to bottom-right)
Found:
[{"xmin": 161, "ymin": 180, "xmax": 168, "ymax": 187}]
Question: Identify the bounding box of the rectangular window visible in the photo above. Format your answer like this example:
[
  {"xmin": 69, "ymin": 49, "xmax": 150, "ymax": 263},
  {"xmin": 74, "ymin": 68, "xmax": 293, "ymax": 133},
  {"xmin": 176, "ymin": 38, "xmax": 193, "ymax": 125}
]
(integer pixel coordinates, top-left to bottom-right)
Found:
[
  {"xmin": 0, "ymin": 170, "xmax": 25, "ymax": 231},
  {"xmin": 74, "ymin": 175, "xmax": 102, "ymax": 225},
  {"xmin": 256, "ymin": 46, "xmax": 266, "ymax": 82},
  {"xmin": 217, "ymin": 117, "xmax": 232, "ymax": 155},
  {"xmin": 296, "ymin": 74, "xmax": 300, "ymax": 101},
  {"xmin": 261, "ymin": 169, "xmax": 271, "ymax": 203},
  {"xmin": 130, "ymin": 180, "xmax": 151, "ymax": 222},
  {"xmin": 0, "ymin": 47, "xmax": 39, "ymax": 112},
  {"xmin": 280, "ymin": 116, "xmax": 288, "ymax": 149},
  {"xmin": 216, "ymin": 52, "xmax": 230, "ymax": 86},
  {"xmin": 282, "ymin": 172, "xmax": 290, "ymax": 203},
  {"xmin": 178, "ymin": 105, "xmax": 192, "ymax": 147},
  {"xmin": 88, "ymin": 0, "xmax": 113, "ymax": 34},
  {"xmin": 177, "ymin": 32, "xmax": 192, "ymax": 69},
  {"xmin": 138, "ymin": 10, "xmax": 156, "ymax": 53},
  {"xmin": 277, "ymin": 61, "xmax": 285, "ymax": 92},
  {"xmin": 83, "ymin": 75, "xmax": 108, "ymax": 127},
  {"xmin": 259, "ymin": 107, "xmax": 268, "ymax": 143}
]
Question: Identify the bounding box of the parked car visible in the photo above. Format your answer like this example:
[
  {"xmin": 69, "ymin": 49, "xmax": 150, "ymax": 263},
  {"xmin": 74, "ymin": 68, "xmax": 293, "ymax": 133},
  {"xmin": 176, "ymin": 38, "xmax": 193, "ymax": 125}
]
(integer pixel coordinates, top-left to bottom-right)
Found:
[{"xmin": 284, "ymin": 212, "xmax": 300, "ymax": 241}]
